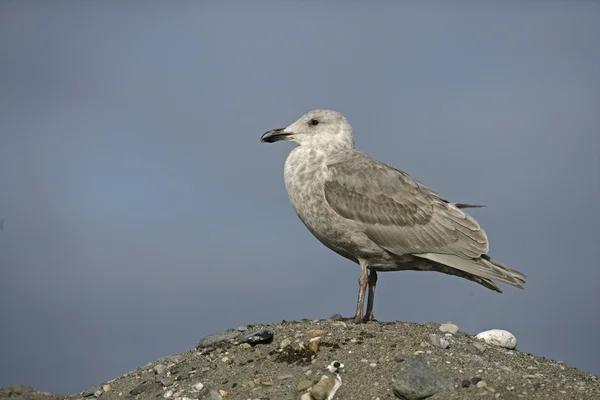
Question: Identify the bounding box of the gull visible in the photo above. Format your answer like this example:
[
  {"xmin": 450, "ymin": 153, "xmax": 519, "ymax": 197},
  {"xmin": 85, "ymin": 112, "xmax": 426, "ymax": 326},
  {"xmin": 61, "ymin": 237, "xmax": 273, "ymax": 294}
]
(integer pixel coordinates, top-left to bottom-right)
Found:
[{"xmin": 261, "ymin": 110, "xmax": 526, "ymax": 323}]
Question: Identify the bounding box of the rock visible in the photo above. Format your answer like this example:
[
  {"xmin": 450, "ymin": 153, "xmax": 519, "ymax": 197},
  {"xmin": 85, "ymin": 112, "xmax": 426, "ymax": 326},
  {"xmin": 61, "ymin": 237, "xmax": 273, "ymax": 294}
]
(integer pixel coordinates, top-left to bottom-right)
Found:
[
  {"xmin": 311, "ymin": 375, "xmax": 337, "ymax": 400},
  {"xmin": 153, "ymin": 364, "xmax": 167, "ymax": 375},
  {"xmin": 429, "ymin": 334, "xmax": 449, "ymax": 349},
  {"xmin": 471, "ymin": 377, "xmax": 482, "ymax": 385},
  {"xmin": 392, "ymin": 355, "xmax": 452, "ymax": 399},
  {"xmin": 102, "ymin": 384, "xmax": 111, "ymax": 392},
  {"xmin": 307, "ymin": 329, "xmax": 327, "ymax": 337},
  {"xmin": 475, "ymin": 329, "xmax": 517, "ymax": 349},
  {"xmin": 476, "ymin": 380, "xmax": 487, "ymax": 388},
  {"xmin": 202, "ymin": 389, "xmax": 224, "ymax": 400},
  {"xmin": 277, "ymin": 374, "xmax": 294, "ymax": 380},
  {"xmin": 129, "ymin": 380, "xmax": 158, "ymax": 395},
  {"xmin": 82, "ymin": 385, "xmax": 101, "ymax": 397},
  {"xmin": 309, "ymin": 337, "xmax": 321, "ymax": 353},
  {"xmin": 438, "ymin": 322, "xmax": 459, "ymax": 334},
  {"xmin": 160, "ymin": 377, "xmax": 175, "ymax": 387},
  {"xmin": 192, "ymin": 382, "xmax": 205, "ymax": 391},
  {"xmin": 280, "ymin": 338, "xmax": 292, "ymax": 348},
  {"xmin": 461, "ymin": 379, "xmax": 471, "ymax": 388},
  {"xmin": 93, "ymin": 389, "xmax": 103, "ymax": 397},
  {"xmin": 297, "ymin": 380, "xmax": 313, "ymax": 392},
  {"xmin": 465, "ymin": 344, "xmax": 483, "ymax": 355},
  {"xmin": 240, "ymin": 329, "xmax": 274, "ymax": 345},
  {"xmin": 197, "ymin": 330, "xmax": 240, "ymax": 349},
  {"xmin": 329, "ymin": 313, "xmax": 343, "ymax": 321},
  {"xmin": 163, "ymin": 389, "xmax": 173, "ymax": 398}
]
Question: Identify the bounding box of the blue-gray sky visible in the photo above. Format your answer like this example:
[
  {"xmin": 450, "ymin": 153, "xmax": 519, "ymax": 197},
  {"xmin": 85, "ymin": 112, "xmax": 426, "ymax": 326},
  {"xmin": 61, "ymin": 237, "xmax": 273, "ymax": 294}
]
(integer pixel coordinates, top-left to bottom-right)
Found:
[{"xmin": 1, "ymin": 1, "xmax": 599, "ymax": 394}]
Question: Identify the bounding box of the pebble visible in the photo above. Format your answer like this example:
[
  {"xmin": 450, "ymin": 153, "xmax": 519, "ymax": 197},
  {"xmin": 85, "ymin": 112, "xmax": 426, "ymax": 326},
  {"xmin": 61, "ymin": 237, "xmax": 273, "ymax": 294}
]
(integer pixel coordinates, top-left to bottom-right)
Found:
[
  {"xmin": 308, "ymin": 337, "xmax": 321, "ymax": 353},
  {"xmin": 197, "ymin": 330, "xmax": 240, "ymax": 349},
  {"xmin": 439, "ymin": 322, "xmax": 459, "ymax": 334},
  {"xmin": 476, "ymin": 380, "xmax": 487, "ymax": 388},
  {"xmin": 307, "ymin": 329, "xmax": 327, "ymax": 337},
  {"xmin": 461, "ymin": 379, "xmax": 471, "ymax": 388},
  {"xmin": 392, "ymin": 355, "xmax": 452, "ymax": 399},
  {"xmin": 129, "ymin": 380, "xmax": 155, "ymax": 395},
  {"xmin": 311, "ymin": 375, "xmax": 337, "ymax": 400},
  {"xmin": 329, "ymin": 313, "xmax": 343, "ymax": 321},
  {"xmin": 153, "ymin": 364, "xmax": 167, "ymax": 375},
  {"xmin": 93, "ymin": 389, "xmax": 103, "ymax": 397},
  {"xmin": 82, "ymin": 386, "xmax": 102, "ymax": 397},
  {"xmin": 240, "ymin": 329, "xmax": 274, "ymax": 345},
  {"xmin": 192, "ymin": 382, "xmax": 205, "ymax": 392},
  {"xmin": 429, "ymin": 334, "xmax": 449, "ymax": 349},
  {"xmin": 465, "ymin": 344, "xmax": 483, "ymax": 355},
  {"xmin": 280, "ymin": 338, "xmax": 292, "ymax": 348},
  {"xmin": 203, "ymin": 390, "xmax": 224, "ymax": 400},
  {"xmin": 164, "ymin": 390, "xmax": 173, "ymax": 398},
  {"xmin": 297, "ymin": 380, "xmax": 313, "ymax": 392},
  {"xmin": 160, "ymin": 377, "xmax": 175, "ymax": 387},
  {"xmin": 277, "ymin": 374, "xmax": 294, "ymax": 380},
  {"xmin": 475, "ymin": 329, "xmax": 517, "ymax": 349},
  {"xmin": 236, "ymin": 325, "xmax": 248, "ymax": 331}
]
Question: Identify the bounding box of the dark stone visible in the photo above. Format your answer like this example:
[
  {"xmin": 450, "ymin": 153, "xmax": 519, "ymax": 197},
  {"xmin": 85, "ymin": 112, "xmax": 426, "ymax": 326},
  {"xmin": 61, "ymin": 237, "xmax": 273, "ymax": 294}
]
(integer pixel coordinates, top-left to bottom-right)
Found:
[
  {"xmin": 129, "ymin": 380, "xmax": 157, "ymax": 395},
  {"xmin": 471, "ymin": 377, "xmax": 482, "ymax": 385},
  {"xmin": 392, "ymin": 355, "xmax": 452, "ymax": 399},
  {"xmin": 329, "ymin": 313, "xmax": 344, "ymax": 321},
  {"xmin": 461, "ymin": 379, "xmax": 472, "ymax": 388},
  {"xmin": 240, "ymin": 329, "xmax": 274, "ymax": 345},
  {"xmin": 196, "ymin": 330, "xmax": 240, "ymax": 349}
]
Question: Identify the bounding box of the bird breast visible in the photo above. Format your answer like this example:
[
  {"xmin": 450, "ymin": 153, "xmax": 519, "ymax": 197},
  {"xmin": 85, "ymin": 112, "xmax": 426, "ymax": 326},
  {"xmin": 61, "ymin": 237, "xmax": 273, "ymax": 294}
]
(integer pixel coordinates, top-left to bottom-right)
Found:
[{"xmin": 283, "ymin": 147, "xmax": 391, "ymax": 265}]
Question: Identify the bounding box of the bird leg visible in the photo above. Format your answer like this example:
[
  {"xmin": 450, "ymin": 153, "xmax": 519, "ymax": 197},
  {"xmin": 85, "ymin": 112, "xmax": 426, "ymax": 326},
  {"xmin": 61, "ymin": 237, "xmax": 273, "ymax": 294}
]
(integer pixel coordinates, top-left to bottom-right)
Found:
[
  {"xmin": 353, "ymin": 261, "xmax": 369, "ymax": 323},
  {"xmin": 364, "ymin": 270, "xmax": 378, "ymax": 322}
]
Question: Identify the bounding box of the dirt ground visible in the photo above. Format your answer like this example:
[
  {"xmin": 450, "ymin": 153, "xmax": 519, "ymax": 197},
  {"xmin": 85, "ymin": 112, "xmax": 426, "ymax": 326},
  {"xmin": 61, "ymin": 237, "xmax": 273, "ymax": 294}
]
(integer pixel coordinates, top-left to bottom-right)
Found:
[{"xmin": 2, "ymin": 319, "xmax": 599, "ymax": 400}]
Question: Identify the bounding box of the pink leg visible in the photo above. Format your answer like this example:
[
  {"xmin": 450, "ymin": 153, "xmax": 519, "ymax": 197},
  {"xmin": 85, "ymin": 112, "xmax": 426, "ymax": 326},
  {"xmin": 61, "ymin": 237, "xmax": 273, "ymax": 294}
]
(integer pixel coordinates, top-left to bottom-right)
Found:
[
  {"xmin": 364, "ymin": 270, "xmax": 378, "ymax": 322},
  {"xmin": 353, "ymin": 261, "xmax": 369, "ymax": 323}
]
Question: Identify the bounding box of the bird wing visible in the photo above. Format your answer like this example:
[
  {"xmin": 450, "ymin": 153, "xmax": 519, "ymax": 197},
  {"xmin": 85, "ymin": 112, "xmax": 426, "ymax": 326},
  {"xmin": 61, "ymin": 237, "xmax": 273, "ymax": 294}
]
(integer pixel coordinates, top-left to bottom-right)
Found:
[
  {"xmin": 324, "ymin": 152, "xmax": 488, "ymax": 258},
  {"xmin": 323, "ymin": 153, "xmax": 526, "ymax": 289}
]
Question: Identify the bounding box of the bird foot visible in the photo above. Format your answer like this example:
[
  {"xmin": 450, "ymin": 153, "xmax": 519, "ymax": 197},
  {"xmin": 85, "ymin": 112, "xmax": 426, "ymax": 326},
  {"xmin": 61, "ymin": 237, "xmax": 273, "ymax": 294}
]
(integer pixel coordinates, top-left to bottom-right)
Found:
[{"xmin": 340, "ymin": 315, "xmax": 376, "ymax": 324}]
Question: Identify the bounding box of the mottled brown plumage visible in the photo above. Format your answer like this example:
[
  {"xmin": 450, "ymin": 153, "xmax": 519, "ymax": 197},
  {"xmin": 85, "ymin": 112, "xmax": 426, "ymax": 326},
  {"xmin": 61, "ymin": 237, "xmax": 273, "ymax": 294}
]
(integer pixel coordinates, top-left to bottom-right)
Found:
[{"xmin": 261, "ymin": 109, "xmax": 526, "ymax": 322}]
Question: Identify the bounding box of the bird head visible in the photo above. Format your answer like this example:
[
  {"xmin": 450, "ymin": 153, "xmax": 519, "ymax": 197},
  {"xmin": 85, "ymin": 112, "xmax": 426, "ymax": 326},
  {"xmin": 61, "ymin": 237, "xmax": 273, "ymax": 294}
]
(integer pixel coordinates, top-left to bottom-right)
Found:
[{"xmin": 261, "ymin": 109, "xmax": 355, "ymax": 150}]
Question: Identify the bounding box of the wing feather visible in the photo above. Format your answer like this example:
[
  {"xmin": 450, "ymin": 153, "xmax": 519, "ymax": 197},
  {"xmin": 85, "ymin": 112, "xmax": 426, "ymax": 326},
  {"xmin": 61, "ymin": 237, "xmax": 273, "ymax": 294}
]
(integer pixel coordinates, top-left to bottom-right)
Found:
[{"xmin": 324, "ymin": 155, "xmax": 488, "ymax": 257}]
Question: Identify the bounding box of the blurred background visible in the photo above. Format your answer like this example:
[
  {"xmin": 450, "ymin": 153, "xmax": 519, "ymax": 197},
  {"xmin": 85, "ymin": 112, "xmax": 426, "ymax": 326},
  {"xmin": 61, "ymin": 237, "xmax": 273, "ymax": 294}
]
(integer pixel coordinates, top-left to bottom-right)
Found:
[{"xmin": 1, "ymin": 1, "xmax": 599, "ymax": 394}]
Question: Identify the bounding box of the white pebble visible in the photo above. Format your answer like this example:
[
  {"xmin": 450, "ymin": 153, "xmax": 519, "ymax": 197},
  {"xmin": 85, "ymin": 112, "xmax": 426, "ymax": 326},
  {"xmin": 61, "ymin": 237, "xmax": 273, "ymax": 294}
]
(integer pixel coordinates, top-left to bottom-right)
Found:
[
  {"xmin": 475, "ymin": 329, "xmax": 517, "ymax": 349},
  {"xmin": 439, "ymin": 322, "xmax": 459, "ymax": 334},
  {"xmin": 192, "ymin": 382, "xmax": 204, "ymax": 392},
  {"xmin": 164, "ymin": 390, "xmax": 173, "ymax": 399}
]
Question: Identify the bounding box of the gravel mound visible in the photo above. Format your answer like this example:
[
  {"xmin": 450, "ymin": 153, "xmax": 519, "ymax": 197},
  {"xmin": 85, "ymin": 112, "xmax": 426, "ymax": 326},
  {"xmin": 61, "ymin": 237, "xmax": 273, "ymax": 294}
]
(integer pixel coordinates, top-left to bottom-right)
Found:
[{"xmin": 3, "ymin": 319, "xmax": 599, "ymax": 400}]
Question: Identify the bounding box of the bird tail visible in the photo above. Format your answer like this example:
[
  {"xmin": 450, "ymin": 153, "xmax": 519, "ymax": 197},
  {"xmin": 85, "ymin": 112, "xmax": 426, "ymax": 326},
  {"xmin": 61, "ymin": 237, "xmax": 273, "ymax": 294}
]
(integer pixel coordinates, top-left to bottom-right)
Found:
[
  {"xmin": 453, "ymin": 203, "xmax": 486, "ymax": 209},
  {"xmin": 415, "ymin": 253, "xmax": 526, "ymax": 290}
]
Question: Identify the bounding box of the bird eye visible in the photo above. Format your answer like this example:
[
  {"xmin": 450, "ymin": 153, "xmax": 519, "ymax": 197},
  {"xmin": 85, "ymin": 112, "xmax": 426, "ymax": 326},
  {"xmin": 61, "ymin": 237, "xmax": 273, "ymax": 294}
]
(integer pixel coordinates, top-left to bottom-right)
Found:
[{"xmin": 310, "ymin": 119, "xmax": 319, "ymax": 126}]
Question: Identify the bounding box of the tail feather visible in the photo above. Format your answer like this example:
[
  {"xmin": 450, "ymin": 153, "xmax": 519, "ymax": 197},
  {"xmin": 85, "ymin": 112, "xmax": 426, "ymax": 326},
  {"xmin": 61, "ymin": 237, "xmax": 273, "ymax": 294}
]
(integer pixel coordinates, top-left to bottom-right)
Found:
[
  {"xmin": 453, "ymin": 203, "xmax": 486, "ymax": 209},
  {"xmin": 415, "ymin": 253, "xmax": 526, "ymax": 290}
]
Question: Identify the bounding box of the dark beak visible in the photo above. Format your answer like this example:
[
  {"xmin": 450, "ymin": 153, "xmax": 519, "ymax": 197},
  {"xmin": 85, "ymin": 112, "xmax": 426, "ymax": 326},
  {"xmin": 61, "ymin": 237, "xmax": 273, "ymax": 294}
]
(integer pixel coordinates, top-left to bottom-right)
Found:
[{"xmin": 261, "ymin": 128, "xmax": 292, "ymax": 143}]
